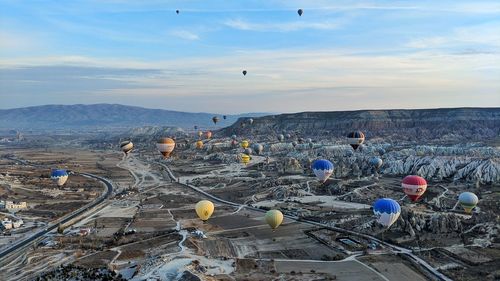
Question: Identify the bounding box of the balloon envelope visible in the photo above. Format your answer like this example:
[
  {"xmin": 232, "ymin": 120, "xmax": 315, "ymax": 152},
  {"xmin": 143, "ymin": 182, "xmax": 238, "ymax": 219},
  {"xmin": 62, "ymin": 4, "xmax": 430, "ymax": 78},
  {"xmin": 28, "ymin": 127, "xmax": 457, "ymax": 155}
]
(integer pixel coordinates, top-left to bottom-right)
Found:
[
  {"xmin": 277, "ymin": 134, "xmax": 284, "ymax": 142},
  {"xmin": 369, "ymin": 157, "xmax": 383, "ymax": 169},
  {"xmin": 241, "ymin": 140, "xmax": 249, "ymax": 149},
  {"xmin": 312, "ymin": 159, "xmax": 334, "ymax": 183},
  {"xmin": 252, "ymin": 143, "xmax": 264, "ymax": 155},
  {"xmin": 51, "ymin": 169, "xmax": 69, "ymax": 186},
  {"xmin": 206, "ymin": 131, "xmax": 212, "ymax": 139},
  {"xmin": 402, "ymin": 175, "xmax": 427, "ymax": 202},
  {"xmin": 242, "ymin": 70, "xmax": 247, "ymax": 76},
  {"xmin": 297, "ymin": 9, "xmax": 303, "ymax": 16},
  {"xmin": 347, "ymin": 131, "xmax": 365, "ymax": 150},
  {"xmin": 157, "ymin": 137, "xmax": 175, "ymax": 158},
  {"xmin": 265, "ymin": 210, "xmax": 284, "ymax": 230},
  {"xmin": 195, "ymin": 200, "xmax": 214, "ymax": 221},
  {"xmin": 196, "ymin": 140, "xmax": 203, "ymax": 149},
  {"xmin": 458, "ymin": 192, "xmax": 478, "ymax": 213},
  {"xmin": 241, "ymin": 154, "xmax": 250, "ymax": 165},
  {"xmin": 212, "ymin": 116, "xmax": 219, "ymax": 125},
  {"xmin": 120, "ymin": 140, "xmax": 133, "ymax": 155},
  {"xmin": 373, "ymin": 198, "xmax": 401, "ymax": 228}
]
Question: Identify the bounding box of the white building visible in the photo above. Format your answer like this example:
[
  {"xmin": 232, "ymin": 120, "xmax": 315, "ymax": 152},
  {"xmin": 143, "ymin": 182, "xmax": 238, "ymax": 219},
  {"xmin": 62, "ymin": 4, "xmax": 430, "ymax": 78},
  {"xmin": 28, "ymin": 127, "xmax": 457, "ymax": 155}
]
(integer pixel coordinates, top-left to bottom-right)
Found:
[
  {"xmin": 1, "ymin": 218, "xmax": 13, "ymax": 230},
  {"xmin": 4, "ymin": 201, "xmax": 27, "ymax": 210}
]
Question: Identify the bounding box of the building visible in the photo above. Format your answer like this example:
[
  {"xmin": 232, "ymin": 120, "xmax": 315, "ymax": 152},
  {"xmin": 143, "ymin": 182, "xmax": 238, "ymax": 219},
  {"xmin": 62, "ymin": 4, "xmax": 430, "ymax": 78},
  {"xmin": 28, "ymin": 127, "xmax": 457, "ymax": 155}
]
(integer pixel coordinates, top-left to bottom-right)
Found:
[
  {"xmin": 4, "ymin": 201, "xmax": 28, "ymax": 211},
  {"xmin": 1, "ymin": 218, "xmax": 13, "ymax": 230}
]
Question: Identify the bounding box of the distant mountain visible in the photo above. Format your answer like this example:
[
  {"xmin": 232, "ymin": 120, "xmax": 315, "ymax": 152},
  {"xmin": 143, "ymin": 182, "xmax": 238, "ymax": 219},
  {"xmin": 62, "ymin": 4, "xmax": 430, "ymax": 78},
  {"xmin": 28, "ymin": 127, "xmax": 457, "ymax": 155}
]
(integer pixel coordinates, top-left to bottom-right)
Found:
[
  {"xmin": 0, "ymin": 104, "xmax": 269, "ymax": 131},
  {"xmin": 221, "ymin": 107, "xmax": 500, "ymax": 143}
]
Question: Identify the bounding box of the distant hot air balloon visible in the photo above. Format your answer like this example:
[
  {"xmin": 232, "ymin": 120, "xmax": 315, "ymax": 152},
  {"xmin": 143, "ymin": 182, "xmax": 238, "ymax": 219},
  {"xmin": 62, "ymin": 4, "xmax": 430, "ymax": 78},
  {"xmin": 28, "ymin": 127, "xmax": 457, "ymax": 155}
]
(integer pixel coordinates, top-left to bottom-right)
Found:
[
  {"xmin": 206, "ymin": 131, "xmax": 212, "ymax": 139},
  {"xmin": 369, "ymin": 157, "xmax": 383, "ymax": 170},
  {"xmin": 195, "ymin": 200, "xmax": 214, "ymax": 222},
  {"xmin": 312, "ymin": 159, "xmax": 334, "ymax": 183},
  {"xmin": 373, "ymin": 198, "xmax": 401, "ymax": 228},
  {"xmin": 252, "ymin": 143, "xmax": 264, "ymax": 155},
  {"xmin": 308, "ymin": 142, "xmax": 314, "ymax": 149},
  {"xmin": 212, "ymin": 116, "xmax": 220, "ymax": 125},
  {"xmin": 176, "ymin": 10, "xmax": 179, "ymax": 14},
  {"xmin": 196, "ymin": 140, "xmax": 203, "ymax": 149},
  {"xmin": 197, "ymin": 131, "xmax": 203, "ymax": 138},
  {"xmin": 265, "ymin": 210, "xmax": 284, "ymax": 231},
  {"xmin": 298, "ymin": 138, "xmax": 304, "ymax": 144},
  {"xmin": 347, "ymin": 131, "xmax": 365, "ymax": 150},
  {"xmin": 244, "ymin": 148, "xmax": 252, "ymax": 155},
  {"xmin": 458, "ymin": 192, "xmax": 478, "ymax": 214},
  {"xmin": 297, "ymin": 9, "xmax": 303, "ymax": 16},
  {"xmin": 231, "ymin": 135, "xmax": 237, "ymax": 140},
  {"xmin": 292, "ymin": 141, "xmax": 298, "ymax": 148},
  {"xmin": 231, "ymin": 139, "xmax": 238, "ymax": 147},
  {"xmin": 306, "ymin": 138, "xmax": 312, "ymax": 143},
  {"xmin": 51, "ymin": 169, "xmax": 69, "ymax": 187},
  {"xmin": 242, "ymin": 70, "xmax": 247, "ymax": 76},
  {"xmin": 223, "ymin": 115, "xmax": 227, "ymax": 120},
  {"xmin": 241, "ymin": 140, "xmax": 249, "ymax": 149},
  {"xmin": 377, "ymin": 147, "xmax": 386, "ymax": 156},
  {"xmin": 120, "ymin": 140, "xmax": 133, "ymax": 155},
  {"xmin": 194, "ymin": 125, "xmax": 198, "ymax": 130},
  {"xmin": 157, "ymin": 137, "xmax": 175, "ymax": 158},
  {"xmin": 241, "ymin": 154, "xmax": 250, "ymax": 165},
  {"xmin": 402, "ymin": 175, "xmax": 427, "ymax": 202},
  {"xmin": 248, "ymin": 118, "xmax": 254, "ymax": 125},
  {"xmin": 286, "ymin": 134, "xmax": 291, "ymax": 139},
  {"xmin": 277, "ymin": 134, "xmax": 285, "ymax": 142}
]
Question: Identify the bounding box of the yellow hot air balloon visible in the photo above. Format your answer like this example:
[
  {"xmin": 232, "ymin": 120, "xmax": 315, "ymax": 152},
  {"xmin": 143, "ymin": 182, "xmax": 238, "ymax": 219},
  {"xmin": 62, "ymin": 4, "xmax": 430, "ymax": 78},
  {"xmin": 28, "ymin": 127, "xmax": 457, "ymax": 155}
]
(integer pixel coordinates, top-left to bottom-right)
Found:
[
  {"xmin": 197, "ymin": 131, "xmax": 203, "ymax": 138},
  {"xmin": 156, "ymin": 137, "xmax": 175, "ymax": 158},
  {"xmin": 241, "ymin": 140, "xmax": 249, "ymax": 149},
  {"xmin": 265, "ymin": 210, "xmax": 283, "ymax": 231},
  {"xmin": 195, "ymin": 200, "xmax": 214, "ymax": 222},
  {"xmin": 196, "ymin": 140, "xmax": 203, "ymax": 149},
  {"xmin": 206, "ymin": 131, "xmax": 212, "ymax": 139},
  {"xmin": 241, "ymin": 154, "xmax": 250, "ymax": 165}
]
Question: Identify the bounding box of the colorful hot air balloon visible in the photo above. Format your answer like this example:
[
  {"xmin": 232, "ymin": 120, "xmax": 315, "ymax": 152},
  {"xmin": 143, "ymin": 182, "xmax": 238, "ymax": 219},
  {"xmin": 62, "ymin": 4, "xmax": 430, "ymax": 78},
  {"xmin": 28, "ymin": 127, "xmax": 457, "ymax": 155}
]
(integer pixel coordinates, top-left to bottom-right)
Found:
[
  {"xmin": 196, "ymin": 140, "xmax": 203, "ymax": 149},
  {"xmin": 312, "ymin": 159, "xmax": 334, "ymax": 183},
  {"xmin": 120, "ymin": 140, "xmax": 133, "ymax": 155},
  {"xmin": 51, "ymin": 169, "xmax": 69, "ymax": 187},
  {"xmin": 277, "ymin": 134, "xmax": 284, "ymax": 142},
  {"xmin": 206, "ymin": 131, "xmax": 212, "ymax": 139},
  {"xmin": 458, "ymin": 192, "xmax": 478, "ymax": 214},
  {"xmin": 212, "ymin": 116, "xmax": 220, "ymax": 125},
  {"xmin": 265, "ymin": 210, "xmax": 283, "ymax": 231},
  {"xmin": 241, "ymin": 154, "xmax": 250, "ymax": 165},
  {"xmin": 241, "ymin": 140, "xmax": 249, "ymax": 149},
  {"xmin": 297, "ymin": 9, "xmax": 303, "ymax": 16},
  {"xmin": 252, "ymin": 143, "xmax": 263, "ymax": 155},
  {"xmin": 347, "ymin": 131, "xmax": 365, "ymax": 150},
  {"xmin": 157, "ymin": 137, "xmax": 175, "ymax": 158},
  {"xmin": 373, "ymin": 198, "xmax": 400, "ymax": 228},
  {"xmin": 369, "ymin": 157, "xmax": 383, "ymax": 170},
  {"xmin": 242, "ymin": 70, "xmax": 247, "ymax": 76},
  {"xmin": 402, "ymin": 175, "xmax": 427, "ymax": 202},
  {"xmin": 195, "ymin": 200, "xmax": 214, "ymax": 222}
]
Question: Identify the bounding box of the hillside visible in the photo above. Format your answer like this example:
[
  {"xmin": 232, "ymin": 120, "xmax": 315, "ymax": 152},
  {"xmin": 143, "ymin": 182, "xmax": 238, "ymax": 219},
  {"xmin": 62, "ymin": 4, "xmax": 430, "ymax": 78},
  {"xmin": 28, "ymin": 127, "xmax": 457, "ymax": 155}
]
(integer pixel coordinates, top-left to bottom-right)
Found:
[{"xmin": 0, "ymin": 104, "xmax": 268, "ymax": 131}]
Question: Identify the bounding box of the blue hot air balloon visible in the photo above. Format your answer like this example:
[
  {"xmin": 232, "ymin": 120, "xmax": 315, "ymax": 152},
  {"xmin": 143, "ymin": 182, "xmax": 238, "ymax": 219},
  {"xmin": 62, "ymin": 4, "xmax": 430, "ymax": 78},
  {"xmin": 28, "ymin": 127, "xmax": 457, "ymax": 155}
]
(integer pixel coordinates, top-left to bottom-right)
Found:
[
  {"xmin": 312, "ymin": 159, "xmax": 334, "ymax": 183},
  {"xmin": 51, "ymin": 169, "xmax": 69, "ymax": 187},
  {"xmin": 373, "ymin": 198, "xmax": 400, "ymax": 228},
  {"xmin": 369, "ymin": 157, "xmax": 383, "ymax": 170}
]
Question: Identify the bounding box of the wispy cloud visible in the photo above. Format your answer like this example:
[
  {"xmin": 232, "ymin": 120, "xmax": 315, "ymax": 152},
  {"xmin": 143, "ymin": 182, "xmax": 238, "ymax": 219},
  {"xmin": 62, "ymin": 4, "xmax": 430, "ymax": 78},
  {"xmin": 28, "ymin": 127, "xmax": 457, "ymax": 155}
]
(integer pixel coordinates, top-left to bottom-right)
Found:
[
  {"xmin": 224, "ymin": 18, "xmax": 340, "ymax": 32},
  {"xmin": 170, "ymin": 30, "xmax": 200, "ymax": 41}
]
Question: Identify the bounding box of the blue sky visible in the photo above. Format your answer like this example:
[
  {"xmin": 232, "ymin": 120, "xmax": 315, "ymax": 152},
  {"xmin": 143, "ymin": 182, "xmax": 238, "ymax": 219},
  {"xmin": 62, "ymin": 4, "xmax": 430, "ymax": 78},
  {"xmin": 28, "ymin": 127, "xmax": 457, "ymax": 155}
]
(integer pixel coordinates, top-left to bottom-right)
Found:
[{"xmin": 1, "ymin": 0, "xmax": 499, "ymax": 113}]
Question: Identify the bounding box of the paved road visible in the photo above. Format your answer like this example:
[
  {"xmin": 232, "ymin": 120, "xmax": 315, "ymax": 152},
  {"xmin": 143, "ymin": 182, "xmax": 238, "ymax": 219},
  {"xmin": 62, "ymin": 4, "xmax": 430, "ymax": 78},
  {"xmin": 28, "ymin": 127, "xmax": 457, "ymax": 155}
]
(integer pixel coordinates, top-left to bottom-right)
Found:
[
  {"xmin": 0, "ymin": 159, "xmax": 114, "ymax": 259},
  {"xmin": 158, "ymin": 161, "xmax": 452, "ymax": 281}
]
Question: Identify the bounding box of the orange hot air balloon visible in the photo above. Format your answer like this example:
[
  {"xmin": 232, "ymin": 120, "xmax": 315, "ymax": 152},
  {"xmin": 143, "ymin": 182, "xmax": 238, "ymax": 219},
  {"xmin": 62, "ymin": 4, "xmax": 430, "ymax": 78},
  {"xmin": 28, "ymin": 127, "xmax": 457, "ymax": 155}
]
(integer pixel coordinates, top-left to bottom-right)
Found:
[
  {"xmin": 206, "ymin": 131, "xmax": 212, "ymax": 139},
  {"xmin": 196, "ymin": 140, "xmax": 203, "ymax": 149},
  {"xmin": 156, "ymin": 137, "xmax": 175, "ymax": 158}
]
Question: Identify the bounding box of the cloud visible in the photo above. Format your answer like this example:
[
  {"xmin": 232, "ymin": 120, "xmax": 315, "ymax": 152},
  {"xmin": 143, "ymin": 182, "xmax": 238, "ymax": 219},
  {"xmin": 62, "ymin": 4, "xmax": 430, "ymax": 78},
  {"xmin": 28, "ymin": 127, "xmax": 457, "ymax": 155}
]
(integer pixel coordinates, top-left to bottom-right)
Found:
[
  {"xmin": 170, "ymin": 30, "xmax": 200, "ymax": 41},
  {"xmin": 223, "ymin": 18, "xmax": 340, "ymax": 32}
]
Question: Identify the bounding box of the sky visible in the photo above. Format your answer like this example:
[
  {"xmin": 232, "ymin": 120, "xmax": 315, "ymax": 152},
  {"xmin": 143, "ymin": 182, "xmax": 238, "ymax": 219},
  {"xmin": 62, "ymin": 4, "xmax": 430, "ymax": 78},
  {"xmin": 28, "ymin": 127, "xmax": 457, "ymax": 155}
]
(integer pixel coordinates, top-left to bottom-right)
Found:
[{"xmin": 1, "ymin": 0, "xmax": 499, "ymax": 114}]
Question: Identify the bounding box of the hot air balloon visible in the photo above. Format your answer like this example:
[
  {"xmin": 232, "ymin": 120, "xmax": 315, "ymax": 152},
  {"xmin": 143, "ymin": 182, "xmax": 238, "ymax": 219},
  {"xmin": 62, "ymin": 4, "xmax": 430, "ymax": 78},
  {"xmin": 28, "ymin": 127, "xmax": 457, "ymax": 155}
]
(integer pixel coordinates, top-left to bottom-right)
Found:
[
  {"xmin": 194, "ymin": 125, "xmax": 198, "ymax": 130},
  {"xmin": 347, "ymin": 131, "xmax": 365, "ymax": 150},
  {"xmin": 206, "ymin": 131, "xmax": 212, "ymax": 139},
  {"xmin": 244, "ymin": 148, "xmax": 252, "ymax": 155},
  {"xmin": 223, "ymin": 115, "xmax": 227, "ymax": 120},
  {"xmin": 277, "ymin": 134, "xmax": 284, "ymax": 142},
  {"xmin": 242, "ymin": 70, "xmax": 247, "ymax": 76},
  {"xmin": 298, "ymin": 137, "xmax": 304, "ymax": 144},
  {"xmin": 51, "ymin": 169, "xmax": 69, "ymax": 187},
  {"xmin": 248, "ymin": 118, "xmax": 254, "ymax": 125},
  {"xmin": 241, "ymin": 140, "xmax": 249, "ymax": 149},
  {"xmin": 458, "ymin": 192, "xmax": 478, "ymax": 214},
  {"xmin": 286, "ymin": 134, "xmax": 291, "ymax": 139},
  {"xmin": 196, "ymin": 140, "xmax": 203, "ymax": 149},
  {"xmin": 312, "ymin": 159, "xmax": 334, "ymax": 183},
  {"xmin": 292, "ymin": 141, "xmax": 298, "ymax": 148},
  {"xmin": 231, "ymin": 139, "xmax": 238, "ymax": 147},
  {"xmin": 195, "ymin": 200, "xmax": 214, "ymax": 222},
  {"xmin": 252, "ymin": 143, "xmax": 263, "ymax": 155},
  {"xmin": 402, "ymin": 175, "xmax": 427, "ymax": 202},
  {"xmin": 231, "ymin": 135, "xmax": 237, "ymax": 140},
  {"xmin": 265, "ymin": 210, "xmax": 283, "ymax": 231},
  {"xmin": 373, "ymin": 198, "xmax": 400, "ymax": 228},
  {"xmin": 306, "ymin": 138, "xmax": 312, "ymax": 143},
  {"xmin": 377, "ymin": 147, "xmax": 386, "ymax": 155},
  {"xmin": 176, "ymin": 10, "xmax": 179, "ymax": 14},
  {"xmin": 308, "ymin": 142, "xmax": 314, "ymax": 149},
  {"xmin": 197, "ymin": 131, "xmax": 203, "ymax": 138},
  {"xmin": 120, "ymin": 140, "xmax": 133, "ymax": 155},
  {"xmin": 241, "ymin": 154, "xmax": 250, "ymax": 165},
  {"xmin": 297, "ymin": 9, "xmax": 303, "ymax": 16},
  {"xmin": 157, "ymin": 137, "xmax": 175, "ymax": 158},
  {"xmin": 212, "ymin": 116, "xmax": 220, "ymax": 125},
  {"xmin": 369, "ymin": 157, "xmax": 383, "ymax": 170}
]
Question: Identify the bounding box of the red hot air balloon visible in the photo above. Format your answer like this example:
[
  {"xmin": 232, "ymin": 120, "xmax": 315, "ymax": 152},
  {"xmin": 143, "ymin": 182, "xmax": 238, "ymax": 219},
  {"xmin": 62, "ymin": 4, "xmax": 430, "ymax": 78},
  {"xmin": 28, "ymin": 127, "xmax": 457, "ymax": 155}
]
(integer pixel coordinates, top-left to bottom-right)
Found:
[{"xmin": 402, "ymin": 175, "xmax": 427, "ymax": 202}]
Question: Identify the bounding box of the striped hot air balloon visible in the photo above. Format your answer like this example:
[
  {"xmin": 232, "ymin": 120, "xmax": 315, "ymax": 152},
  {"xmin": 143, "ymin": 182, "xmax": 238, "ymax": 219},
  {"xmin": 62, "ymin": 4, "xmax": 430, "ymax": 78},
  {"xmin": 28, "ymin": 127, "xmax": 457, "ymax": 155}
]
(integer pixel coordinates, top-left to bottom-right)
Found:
[
  {"xmin": 120, "ymin": 140, "xmax": 133, "ymax": 155},
  {"xmin": 265, "ymin": 210, "xmax": 283, "ymax": 231},
  {"xmin": 240, "ymin": 154, "xmax": 250, "ymax": 165},
  {"xmin": 312, "ymin": 159, "xmax": 334, "ymax": 183},
  {"xmin": 402, "ymin": 175, "xmax": 427, "ymax": 202},
  {"xmin": 157, "ymin": 137, "xmax": 175, "ymax": 158},
  {"xmin": 347, "ymin": 131, "xmax": 365, "ymax": 150},
  {"xmin": 51, "ymin": 169, "xmax": 69, "ymax": 187},
  {"xmin": 373, "ymin": 198, "xmax": 401, "ymax": 228},
  {"xmin": 241, "ymin": 140, "xmax": 249, "ymax": 149}
]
